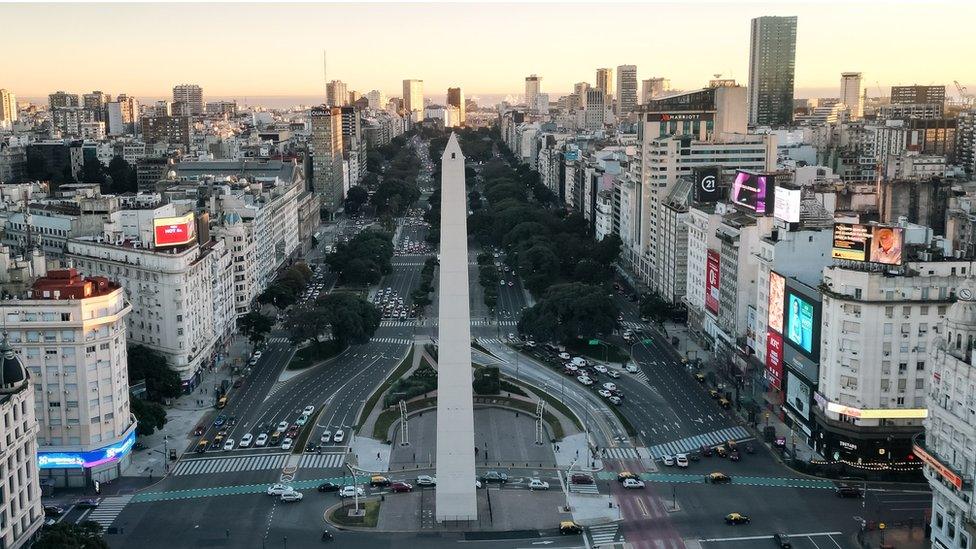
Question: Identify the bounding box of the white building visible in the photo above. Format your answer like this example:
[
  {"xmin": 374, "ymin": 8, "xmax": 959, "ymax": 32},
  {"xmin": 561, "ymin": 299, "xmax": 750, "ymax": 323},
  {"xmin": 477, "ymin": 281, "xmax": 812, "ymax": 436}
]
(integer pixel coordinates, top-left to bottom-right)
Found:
[
  {"xmin": 525, "ymin": 75, "xmax": 541, "ymax": 113},
  {"xmin": 840, "ymin": 72, "xmax": 863, "ymax": 120},
  {"xmin": 366, "ymin": 90, "xmax": 386, "ymax": 111}
]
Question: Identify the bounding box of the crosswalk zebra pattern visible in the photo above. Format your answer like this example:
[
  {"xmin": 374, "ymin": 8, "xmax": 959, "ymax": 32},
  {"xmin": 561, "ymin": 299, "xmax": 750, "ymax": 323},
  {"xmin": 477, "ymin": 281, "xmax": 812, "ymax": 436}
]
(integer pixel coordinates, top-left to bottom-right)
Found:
[
  {"xmin": 568, "ymin": 482, "xmax": 600, "ymax": 495},
  {"xmin": 379, "ymin": 319, "xmax": 521, "ymax": 328},
  {"xmin": 629, "ymin": 368, "xmax": 649, "ymax": 383},
  {"xmin": 265, "ymin": 337, "xmax": 290, "ymax": 344},
  {"xmin": 85, "ymin": 495, "xmax": 132, "ymax": 529},
  {"xmin": 621, "ymin": 321, "xmax": 650, "ymax": 331},
  {"xmin": 602, "ymin": 446, "xmax": 644, "ymax": 460},
  {"xmin": 298, "ymin": 453, "xmax": 346, "ymax": 469},
  {"xmin": 647, "ymin": 426, "xmax": 752, "ymax": 459},
  {"xmin": 379, "ymin": 320, "xmax": 417, "ymax": 327},
  {"xmin": 588, "ymin": 523, "xmax": 620, "ymax": 545},
  {"xmin": 370, "ymin": 337, "xmax": 413, "ymax": 345},
  {"xmin": 172, "ymin": 453, "xmax": 289, "ymax": 476}
]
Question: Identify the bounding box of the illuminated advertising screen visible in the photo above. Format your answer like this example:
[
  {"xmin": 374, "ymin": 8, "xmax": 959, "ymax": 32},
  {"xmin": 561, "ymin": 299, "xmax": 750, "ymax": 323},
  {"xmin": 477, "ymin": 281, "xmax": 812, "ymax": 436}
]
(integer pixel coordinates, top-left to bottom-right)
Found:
[
  {"xmin": 38, "ymin": 430, "xmax": 136, "ymax": 469},
  {"xmin": 773, "ymin": 186, "xmax": 802, "ymax": 223},
  {"xmin": 731, "ymin": 171, "xmax": 769, "ymax": 214},
  {"xmin": 831, "ymin": 223, "xmax": 904, "ymax": 266},
  {"xmin": 782, "ymin": 277, "xmax": 822, "ymax": 368},
  {"xmin": 786, "ymin": 370, "xmax": 812, "ymax": 421},
  {"xmin": 786, "ymin": 293, "xmax": 815, "ymax": 354},
  {"xmin": 154, "ymin": 213, "xmax": 197, "ymax": 248},
  {"xmin": 705, "ymin": 249, "xmax": 720, "ymax": 315},
  {"xmin": 765, "ymin": 330, "xmax": 783, "ymax": 390},
  {"xmin": 693, "ymin": 167, "xmax": 722, "ymax": 203},
  {"xmin": 768, "ymin": 271, "xmax": 785, "ymax": 334}
]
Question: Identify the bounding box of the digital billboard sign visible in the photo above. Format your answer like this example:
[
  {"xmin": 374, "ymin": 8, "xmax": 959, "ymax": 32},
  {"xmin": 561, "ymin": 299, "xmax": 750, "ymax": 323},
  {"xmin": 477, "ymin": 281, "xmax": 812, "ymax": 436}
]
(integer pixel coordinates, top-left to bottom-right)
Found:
[
  {"xmin": 786, "ymin": 370, "xmax": 812, "ymax": 421},
  {"xmin": 774, "ymin": 186, "xmax": 802, "ymax": 223},
  {"xmin": 765, "ymin": 330, "xmax": 783, "ymax": 390},
  {"xmin": 731, "ymin": 171, "xmax": 769, "ymax": 214},
  {"xmin": 786, "ymin": 293, "xmax": 815, "ymax": 355},
  {"xmin": 831, "ymin": 223, "xmax": 904, "ymax": 266},
  {"xmin": 693, "ymin": 167, "xmax": 722, "ymax": 203},
  {"xmin": 782, "ymin": 276, "xmax": 822, "ymax": 380},
  {"xmin": 768, "ymin": 271, "xmax": 785, "ymax": 334},
  {"xmin": 153, "ymin": 213, "xmax": 197, "ymax": 248},
  {"xmin": 705, "ymin": 249, "xmax": 720, "ymax": 315},
  {"xmin": 38, "ymin": 430, "xmax": 136, "ymax": 469}
]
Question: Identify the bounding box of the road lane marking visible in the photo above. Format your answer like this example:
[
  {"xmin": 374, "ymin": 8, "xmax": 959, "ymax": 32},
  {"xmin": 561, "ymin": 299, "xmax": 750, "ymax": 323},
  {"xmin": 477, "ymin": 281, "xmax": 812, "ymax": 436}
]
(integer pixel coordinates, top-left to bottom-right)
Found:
[{"xmin": 698, "ymin": 531, "xmax": 842, "ymax": 543}]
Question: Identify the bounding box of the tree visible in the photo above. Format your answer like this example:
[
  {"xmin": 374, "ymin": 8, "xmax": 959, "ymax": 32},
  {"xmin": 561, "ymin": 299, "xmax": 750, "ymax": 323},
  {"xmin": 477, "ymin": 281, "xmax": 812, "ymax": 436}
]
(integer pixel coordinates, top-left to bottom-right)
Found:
[
  {"xmin": 131, "ymin": 397, "xmax": 167, "ymax": 436},
  {"xmin": 316, "ymin": 293, "xmax": 381, "ymax": 346},
  {"xmin": 517, "ymin": 243, "xmax": 561, "ymax": 296},
  {"xmin": 127, "ymin": 345, "xmax": 181, "ymax": 401},
  {"xmin": 518, "ymin": 283, "xmax": 619, "ymax": 343},
  {"xmin": 238, "ymin": 311, "xmax": 273, "ymax": 348},
  {"xmin": 287, "ymin": 308, "xmax": 330, "ymax": 345},
  {"xmin": 344, "ymin": 185, "xmax": 369, "ymax": 216},
  {"xmin": 34, "ymin": 521, "xmax": 109, "ymax": 549},
  {"xmin": 80, "ymin": 158, "xmax": 107, "ymax": 190},
  {"xmin": 371, "ymin": 178, "xmax": 420, "ymax": 215},
  {"xmin": 106, "ymin": 156, "xmax": 137, "ymax": 194}
]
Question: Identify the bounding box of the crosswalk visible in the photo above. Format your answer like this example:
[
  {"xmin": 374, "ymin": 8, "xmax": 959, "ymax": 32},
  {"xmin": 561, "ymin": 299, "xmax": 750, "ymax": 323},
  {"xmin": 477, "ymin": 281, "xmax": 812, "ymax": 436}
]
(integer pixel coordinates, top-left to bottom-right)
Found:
[
  {"xmin": 85, "ymin": 495, "xmax": 132, "ymax": 529},
  {"xmin": 647, "ymin": 426, "xmax": 751, "ymax": 458},
  {"xmin": 298, "ymin": 453, "xmax": 346, "ymax": 469},
  {"xmin": 379, "ymin": 319, "xmax": 520, "ymax": 328},
  {"xmin": 629, "ymin": 368, "xmax": 649, "ymax": 383},
  {"xmin": 621, "ymin": 320, "xmax": 650, "ymax": 331},
  {"xmin": 371, "ymin": 337, "xmax": 414, "ymax": 345},
  {"xmin": 588, "ymin": 523, "xmax": 621, "ymax": 545},
  {"xmin": 172, "ymin": 453, "xmax": 289, "ymax": 476},
  {"xmin": 568, "ymin": 482, "xmax": 600, "ymax": 495},
  {"xmin": 602, "ymin": 446, "xmax": 645, "ymax": 460},
  {"xmin": 265, "ymin": 337, "xmax": 290, "ymax": 344},
  {"xmin": 380, "ymin": 320, "xmax": 418, "ymax": 327}
]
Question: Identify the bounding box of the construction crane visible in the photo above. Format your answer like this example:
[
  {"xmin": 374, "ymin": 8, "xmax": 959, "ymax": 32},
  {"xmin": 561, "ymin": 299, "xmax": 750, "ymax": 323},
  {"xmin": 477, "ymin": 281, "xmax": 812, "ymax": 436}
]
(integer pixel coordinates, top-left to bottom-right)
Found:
[{"xmin": 954, "ymin": 80, "xmax": 974, "ymax": 107}]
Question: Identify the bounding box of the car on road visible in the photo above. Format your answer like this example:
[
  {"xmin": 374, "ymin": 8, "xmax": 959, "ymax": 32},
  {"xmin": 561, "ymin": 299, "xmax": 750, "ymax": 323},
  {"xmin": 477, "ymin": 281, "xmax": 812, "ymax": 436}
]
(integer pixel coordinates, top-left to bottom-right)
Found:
[
  {"xmin": 269, "ymin": 432, "xmax": 282, "ymax": 446},
  {"xmin": 576, "ymin": 375, "xmax": 594, "ymax": 386},
  {"xmin": 606, "ymin": 370, "xmax": 620, "ymax": 379},
  {"xmin": 558, "ymin": 352, "xmax": 571, "ymax": 361},
  {"xmin": 239, "ymin": 434, "xmax": 253, "ymax": 448},
  {"xmin": 267, "ymin": 484, "xmax": 294, "ymax": 496},
  {"xmin": 625, "ymin": 364, "xmax": 639, "ymax": 373},
  {"xmin": 571, "ymin": 473, "xmax": 594, "ymax": 484},
  {"xmin": 617, "ymin": 471, "xmax": 639, "ymax": 482},
  {"xmin": 280, "ymin": 490, "xmax": 303, "ymax": 503},
  {"xmin": 286, "ymin": 426, "xmax": 300, "ymax": 438},
  {"xmin": 602, "ymin": 382, "xmax": 618, "ymax": 392},
  {"xmin": 708, "ymin": 389, "xmax": 720, "ymax": 399},
  {"xmin": 559, "ymin": 521, "xmax": 583, "ymax": 535},
  {"xmin": 252, "ymin": 351, "xmax": 263, "ymax": 361},
  {"xmin": 729, "ymin": 450, "xmax": 741, "ymax": 462},
  {"xmin": 333, "ymin": 430, "xmax": 345, "ymax": 443},
  {"xmin": 391, "ymin": 482, "xmax": 413, "ymax": 493},
  {"xmin": 724, "ymin": 513, "xmax": 751, "ymax": 525},
  {"xmin": 835, "ymin": 486, "xmax": 863, "ymax": 498},
  {"xmin": 481, "ymin": 471, "xmax": 508, "ymax": 483},
  {"xmin": 195, "ymin": 439, "xmax": 208, "ymax": 453},
  {"xmin": 608, "ymin": 396, "xmax": 622, "ymax": 405},
  {"xmin": 339, "ymin": 486, "xmax": 365, "ymax": 498},
  {"xmin": 303, "ymin": 405, "xmax": 315, "ymax": 416},
  {"xmin": 706, "ymin": 472, "xmax": 732, "ymax": 484},
  {"xmin": 227, "ymin": 416, "xmax": 237, "ymax": 427},
  {"xmin": 676, "ymin": 454, "xmax": 689, "ymax": 468},
  {"xmin": 593, "ymin": 364, "xmax": 608, "ymax": 374},
  {"xmin": 774, "ymin": 533, "xmax": 793, "ymax": 548},
  {"xmin": 369, "ymin": 476, "xmax": 392, "ymax": 487},
  {"xmin": 694, "ymin": 373, "xmax": 706, "ymax": 383},
  {"xmin": 213, "ymin": 415, "xmax": 227, "ymax": 427},
  {"xmin": 622, "ymin": 478, "xmax": 645, "ymax": 489},
  {"xmin": 74, "ymin": 498, "xmax": 100, "ymax": 508},
  {"xmin": 255, "ymin": 433, "xmax": 268, "ymax": 447},
  {"xmin": 662, "ymin": 454, "xmax": 675, "ymax": 466},
  {"xmin": 281, "ymin": 438, "xmax": 293, "ymax": 451},
  {"xmin": 528, "ymin": 479, "xmax": 550, "ymax": 491},
  {"xmin": 598, "ymin": 389, "xmax": 613, "ymax": 399},
  {"xmin": 317, "ymin": 482, "xmax": 340, "ymax": 492},
  {"xmin": 276, "ymin": 421, "xmax": 289, "ymax": 432},
  {"xmin": 700, "ymin": 445, "xmax": 714, "ymax": 457},
  {"xmin": 295, "ymin": 416, "xmax": 309, "ymax": 427},
  {"xmin": 193, "ymin": 425, "xmax": 205, "ymax": 436},
  {"xmin": 44, "ymin": 505, "xmax": 65, "ymax": 517},
  {"xmin": 223, "ymin": 439, "xmax": 235, "ymax": 451},
  {"xmin": 416, "ymin": 475, "xmax": 436, "ymax": 487},
  {"xmin": 305, "ymin": 442, "xmax": 318, "ymax": 453},
  {"xmin": 320, "ymin": 431, "xmax": 332, "ymax": 444}
]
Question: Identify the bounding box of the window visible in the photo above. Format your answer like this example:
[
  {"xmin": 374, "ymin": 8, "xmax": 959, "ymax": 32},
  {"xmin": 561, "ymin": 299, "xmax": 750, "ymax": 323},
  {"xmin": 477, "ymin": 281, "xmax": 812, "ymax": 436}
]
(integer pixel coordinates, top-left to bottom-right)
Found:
[
  {"xmin": 883, "ymin": 324, "xmax": 893, "ymax": 335},
  {"xmin": 916, "ymin": 378, "xmax": 924, "ymax": 389},
  {"xmin": 917, "ymin": 361, "xmax": 925, "ymax": 371},
  {"xmin": 899, "ymin": 363, "xmax": 908, "ymax": 373},
  {"xmin": 86, "ymin": 346, "xmax": 95, "ymax": 353}
]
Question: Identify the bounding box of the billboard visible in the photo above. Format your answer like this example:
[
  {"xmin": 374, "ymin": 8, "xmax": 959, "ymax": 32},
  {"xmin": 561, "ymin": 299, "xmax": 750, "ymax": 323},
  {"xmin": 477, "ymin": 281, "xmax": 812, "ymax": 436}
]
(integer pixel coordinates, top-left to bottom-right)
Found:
[
  {"xmin": 831, "ymin": 223, "xmax": 904, "ymax": 266},
  {"xmin": 786, "ymin": 293, "xmax": 815, "ymax": 355},
  {"xmin": 765, "ymin": 330, "xmax": 783, "ymax": 390},
  {"xmin": 767, "ymin": 271, "xmax": 785, "ymax": 334},
  {"xmin": 153, "ymin": 213, "xmax": 196, "ymax": 248},
  {"xmin": 38, "ymin": 430, "xmax": 136, "ymax": 469},
  {"xmin": 693, "ymin": 167, "xmax": 722, "ymax": 203},
  {"xmin": 705, "ymin": 249, "xmax": 720, "ymax": 315},
  {"xmin": 773, "ymin": 186, "xmax": 802, "ymax": 223},
  {"xmin": 731, "ymin": 171, "xmax": 770, "ymax": 214},
  {"xmin": 785, "ymin": 370, "xmax": 812, "ymax": 421}
]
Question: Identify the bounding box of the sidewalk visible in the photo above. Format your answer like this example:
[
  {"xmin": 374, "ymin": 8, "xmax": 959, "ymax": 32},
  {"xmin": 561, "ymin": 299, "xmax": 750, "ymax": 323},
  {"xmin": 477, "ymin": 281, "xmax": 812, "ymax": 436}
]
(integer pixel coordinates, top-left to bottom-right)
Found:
[{"xmin": 858, "ymin": 524, "xmax": 929, "ymax": 549}]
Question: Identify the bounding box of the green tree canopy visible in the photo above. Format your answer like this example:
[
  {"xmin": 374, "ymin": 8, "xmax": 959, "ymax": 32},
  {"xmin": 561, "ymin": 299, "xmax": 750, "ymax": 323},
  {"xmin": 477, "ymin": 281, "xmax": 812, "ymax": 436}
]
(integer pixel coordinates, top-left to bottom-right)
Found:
[
  {"xmin": 34, "ymin": 521, "xmax": 108, "ymax": 549},
  {"xmin": 131, "ymin": 397, "xmax": 167, "ymax": 436},
  {"xmin": 518, "ymin": 283, "xmax": 620, "ymax": 343},
  {"xmin": 128, "ymin": 345, "xmax": 181, "ymax": 401}
]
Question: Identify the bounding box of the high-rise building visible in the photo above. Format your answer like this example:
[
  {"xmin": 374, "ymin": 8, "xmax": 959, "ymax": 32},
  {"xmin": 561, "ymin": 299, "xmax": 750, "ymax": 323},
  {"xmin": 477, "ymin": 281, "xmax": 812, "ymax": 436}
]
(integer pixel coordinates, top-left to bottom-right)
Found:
[
  {"xmin": 366, "ymin": 90, "xmax": 385, "ymax": 110},
  {"xmin": 172, "ymin": 84, "xmax": 204, "ymax": 115},
  {"xmin": 641, "ymin": 78, "xmax": 670, "ymax": 103},
  {"xmin": 891, "ymin": 85, "xmax": 946, "ymax": 105},
  {"xmin": 616, "ymin": 65, "xmax": 638, "ymax": 114},
  {"xmin": 839, "ymin": 72, "xmax": 863, "ymax": 120},
  {"xmin": 403, "ymin": 79, "xmax": 424, "ymax": 122},
  {"xmin": 116, "ymin": 94, "xmax": 138, "ymax": 133},
  {"xmin": 747, "ymin": 15, "xmax": 798, "ymax": 126},
  {"xmin": 584, "ymin": 89, "xmax": 605, "ymax": 131},
  {"xmin": 447, "ymin": 87, "xmax": 465, "ymax": 126},
  {"xmin": 0, "ymin": 337, "xmax": 44, "ymax": 547},
  {"xmin": 83, "ymin": 90, "xmax": 110, "ymax": 122},
  {"xmin": 140, "ymin": 115, "xmax": 191, "ymax": 147},
  {"xmin": 326, "ymin": 80, "xmax": 349, "ymax": 107},
  {"xmin": 0, "ymin": 89, "xmax": 18, "ymax": 123},
  {"xmin": 525, "ymin": 75, "xmax": 541, "ymax": 112},
  {"xmin": 49, "ymin": 91, "xmax": 80, "ymax": 109},
  {"xmin": 596, "ymin": 68, "xmax": 614, "ymax": 103},
  {"xmin": 310, "ymin": 105, "xmax": 345, "ymax": 212}
]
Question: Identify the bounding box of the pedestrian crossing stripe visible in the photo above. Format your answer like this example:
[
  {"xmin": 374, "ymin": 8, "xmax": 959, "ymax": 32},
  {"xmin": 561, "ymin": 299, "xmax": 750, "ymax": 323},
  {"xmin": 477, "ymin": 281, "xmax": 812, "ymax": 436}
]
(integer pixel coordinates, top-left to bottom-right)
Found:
[
  {"xmin": 370, "ymin": 337, "xmax": 413, "ymax": 345},
  {"xmin": 298, "ymin": 453, "xmax": 346, "ymax": 469},
  {"xmin": 172, "ymin": 453, "xmax": 289, "ymax": 476},
  {"xmin": 85, "ymin": 495, "xmax": 132, "ymax": 529},
  {"xmin": 588, "ymin": 523, "xmax": 620, "ymax": 544},
  {"xmin": 265, "ymin": 337, "xmax": 290, "ymax": 344},
  {"xmin": 621, "ymin": 320, "xmax": 650, "ymax": 330},
  {"xmin": 568, "ymin": 482, "xmax": 599, "ymax": 495},
  {"xmin": 602, "ymin": 447, "xmax": 648, "ymax": 460},
  {"xmin": 378, "ymin": 319, "xmax": 520, "ymax": 328},
  {"xmin": 647, "ymin": 426, "xmax": 751, "ymax": 458},
  {"xmin": 630, "ymin": 369, "xmax": 650, "ymax": 383}
]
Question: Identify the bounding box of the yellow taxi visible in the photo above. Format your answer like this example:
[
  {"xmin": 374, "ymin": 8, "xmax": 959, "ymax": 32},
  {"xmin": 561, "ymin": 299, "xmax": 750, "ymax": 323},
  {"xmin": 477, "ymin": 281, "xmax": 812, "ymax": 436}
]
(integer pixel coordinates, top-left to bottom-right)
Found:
[{"xmin": 559, "ymin": 521, "xmax": 583, "ymax": 535}]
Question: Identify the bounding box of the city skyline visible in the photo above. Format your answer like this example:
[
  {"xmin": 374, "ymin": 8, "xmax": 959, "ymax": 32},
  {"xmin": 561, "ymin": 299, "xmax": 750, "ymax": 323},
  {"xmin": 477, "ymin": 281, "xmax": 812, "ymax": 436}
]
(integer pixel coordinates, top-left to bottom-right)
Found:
[{"xmin": 3, "ymin": 2, "xmax": 974, "ymax": 100}]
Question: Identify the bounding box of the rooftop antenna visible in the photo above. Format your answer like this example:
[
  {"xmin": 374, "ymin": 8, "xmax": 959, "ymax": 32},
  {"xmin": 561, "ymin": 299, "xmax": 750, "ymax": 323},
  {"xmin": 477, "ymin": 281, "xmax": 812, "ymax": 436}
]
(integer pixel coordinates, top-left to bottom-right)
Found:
[{"xmin": 323, "ymin": 49, "xmax": 328, "ymax": 100}]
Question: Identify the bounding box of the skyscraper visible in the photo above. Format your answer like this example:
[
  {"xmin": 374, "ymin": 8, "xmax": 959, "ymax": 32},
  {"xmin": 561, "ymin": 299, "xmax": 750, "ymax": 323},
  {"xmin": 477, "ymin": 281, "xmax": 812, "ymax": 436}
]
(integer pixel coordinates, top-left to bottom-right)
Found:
[
  {"xmin": 840, "ymin": 72, "xmax": 863, "ymax": 120},
  {"xmin": 447, "ymin": 87, "xmax": 465, "ymax": 126},
  {"xmin": 616, "ymin": 65, "xmax": 638, "ymax": 114},
  {"xmin": 172, "ymin": 84, "xmax": 204, "ymax": 115},
  {"xmin": 403, "ymin": 79, "xmax": 424, "ymax": 122},
  {"xmin": 0, "ymin": 89, "xmax": 16, "ymax": 123},
  {"xmin": 48, "ymin": 90, "xmax": 80, "ymax": 109},
  {"xmin": 747, "ymin": 15, "xmax": 798, "ymax": 126},
  {"xmin": 584, "ymin": 88, "xmax": 605, "ymax": 130},
  {"xmin": 365, "ymin": 90, "xmax": 386, "ymax": 110},
  {"xmin": 310, "ymin": 105, "xmax": 345, "ymax": 212},
  {"xmin": 596, "ymin": 67, "xmax": 614, "ymax": 100},
  {"xmin": 525, "ymin": 75, "xmax": 541, "ymax": 112},
  {"xmin": 641, "ymin": 78, "xmax": 671, "ymax": 103},
  {"xmin": 326, "ymin": 80, "xmax": 349, "ymax": 107}
]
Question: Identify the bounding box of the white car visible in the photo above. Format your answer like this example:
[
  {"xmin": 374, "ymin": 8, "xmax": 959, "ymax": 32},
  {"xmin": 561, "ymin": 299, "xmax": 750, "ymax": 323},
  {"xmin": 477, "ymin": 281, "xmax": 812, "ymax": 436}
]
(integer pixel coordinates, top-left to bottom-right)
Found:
[
  {"xmin": 302, "ymin": 405, "xmax": 314, "ymax": 416},
  {"xmin": 281, "ymin": 438, "xmax": 293, "ymax": 451},
  {"xmin": 252, "ymin": 351, "xmax": 263, "ymax": 361},
  {"xmin": 320, "ymin": 431, "xmax": 332, "ymax": 444},
  {"xmin": 558, "ymin": 352, "xmax": 571, "ymax": 361},
  {"xmin": 267, "ymin": 483, "xmax": 293, "ymax": 496},
  {"xmin": 603, "ymin": 382, "xmax": 618, "ymax": 392},
  {"xmin": 223, "ymin": 439, "xmax": 235, "ymax": 451},
  {"xmin": 416, "ymin": 475, "xmax": 436, "ymax": 487},
  {"xmin": 662, "ymin": 454, "xmax": 676, "ymax": 466},
  {"xmin": 239, "ymin": 434, "xmax": 253, "ymax": 448},
  {"xmin": 571, "ymin": 357, "xmax": 587, "ymax": 367},
  {"xmin": 333, "ymin": 430, "xmax": 345, "ymax": 443},
  {"xmin": 608, "ymin": 396, "xmax": 622, "ymax": 405},
  {"xmin": 528, "ymin": 479, "xmax": 550, "ymax": 491},
  {"xmin": 339, "ymin": 486, "xmax": 365, "ymax": 498},
  {"xmin": 255, "ymin": 433, "xmax": 268, "ymax": 447},
  {"xmin": 607, "ymin": 370, "xmax": 621, "ymax": 379},
  {"xmin": 295, "ymin": 416, "xmax": 308, "ymax": 427},
  {"xmin": 576, "ymin": 375, "xmax": 594, "ymax": 386},
  {"xmin": 676, "ymin": 454, "xmax": 689, "ymax": 468},
  {"xmin": 622, "ymin": 478, "xmax": 645, "ymax": 489},
  {"xmin": 598, "ymin": 389, "xmax": 613, "ymax": 399},
  {"xmin": 279, "ymin": 490, "xmax": 303, "ymax": 503},
  {"xmin": 594, "ymin": 364, "xmax": 608, "ymax": 374},
  {"xmin": 276, "ymin": 421, "xmax": 289, "ymax": 433},
  {"xmin": 626, "ymin": 364, "xmax": 639, "ymax": 373}
]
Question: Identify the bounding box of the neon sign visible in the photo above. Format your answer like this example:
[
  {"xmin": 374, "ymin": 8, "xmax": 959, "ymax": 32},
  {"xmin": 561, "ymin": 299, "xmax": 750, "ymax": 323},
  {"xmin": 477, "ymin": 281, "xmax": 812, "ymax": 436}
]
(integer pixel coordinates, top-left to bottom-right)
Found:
[{"xmin": 38, "ymin": 430, "xmax": 136, "ymax": 469}]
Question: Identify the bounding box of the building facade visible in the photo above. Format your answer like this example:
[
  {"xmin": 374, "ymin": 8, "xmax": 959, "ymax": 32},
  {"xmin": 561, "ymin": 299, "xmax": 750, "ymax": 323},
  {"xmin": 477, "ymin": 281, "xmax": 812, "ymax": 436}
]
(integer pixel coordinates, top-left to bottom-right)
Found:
[
  {"xmin": 172, "ymin": 84, "xmax": 204, "ymax": 115},
  {"xmin": 747, "ymin": 15, "xmax": 798, "ymax": 126},
  {"xmin": 310, "ymin": 106, "xmax": 345, "ymax": 212}
]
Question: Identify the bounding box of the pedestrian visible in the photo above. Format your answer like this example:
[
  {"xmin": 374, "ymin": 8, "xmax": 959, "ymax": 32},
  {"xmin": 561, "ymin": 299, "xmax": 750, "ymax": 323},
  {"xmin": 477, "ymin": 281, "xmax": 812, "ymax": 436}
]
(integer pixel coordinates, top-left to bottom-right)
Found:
[
  {"xmin": 576, "ymin": 449, "xmax": 579, "ymax": 458},
  {"xmin": 377, "ymin": 452, "xmax": 381, "ymax": 460}
]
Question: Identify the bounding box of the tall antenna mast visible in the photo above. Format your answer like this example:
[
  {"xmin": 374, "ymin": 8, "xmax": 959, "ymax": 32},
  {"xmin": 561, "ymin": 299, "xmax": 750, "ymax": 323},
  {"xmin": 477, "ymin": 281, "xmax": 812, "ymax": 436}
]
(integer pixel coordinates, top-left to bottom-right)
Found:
[{"xmin": 323, "ymin": 49, "xmax": 328, "ymax": 98}]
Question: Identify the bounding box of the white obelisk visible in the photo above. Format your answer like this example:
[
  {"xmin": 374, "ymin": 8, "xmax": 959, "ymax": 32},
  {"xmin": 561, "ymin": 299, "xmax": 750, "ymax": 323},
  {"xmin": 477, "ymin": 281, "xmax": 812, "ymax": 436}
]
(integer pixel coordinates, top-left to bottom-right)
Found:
[{"xmin": 434, "ymin": 133, "xmax": 478, "ymax": 521}]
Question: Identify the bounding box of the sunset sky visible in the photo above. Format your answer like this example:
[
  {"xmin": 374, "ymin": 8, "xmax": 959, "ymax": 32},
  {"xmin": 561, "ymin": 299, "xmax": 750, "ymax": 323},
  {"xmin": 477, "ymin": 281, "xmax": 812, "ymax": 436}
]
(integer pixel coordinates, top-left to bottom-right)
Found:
[{"xmin": 2, "ymin": 2, "xmax": 974, "ymax": 102}]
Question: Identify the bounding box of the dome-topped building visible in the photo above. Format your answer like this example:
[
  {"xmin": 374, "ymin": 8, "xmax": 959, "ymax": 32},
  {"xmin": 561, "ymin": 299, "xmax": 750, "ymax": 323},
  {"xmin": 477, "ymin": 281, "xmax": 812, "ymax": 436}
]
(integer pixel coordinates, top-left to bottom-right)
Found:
[{"xmin": 0, "ymin": 337, "xmax": 28, "ymax": 395}]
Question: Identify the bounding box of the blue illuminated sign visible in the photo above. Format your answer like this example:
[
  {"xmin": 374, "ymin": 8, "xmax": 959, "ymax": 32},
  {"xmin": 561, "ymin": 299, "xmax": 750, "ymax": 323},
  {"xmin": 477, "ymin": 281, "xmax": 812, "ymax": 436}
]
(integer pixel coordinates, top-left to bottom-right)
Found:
[{"xmin": 38, "ymin": 430, "xmax": 136, "ymax": 469}]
